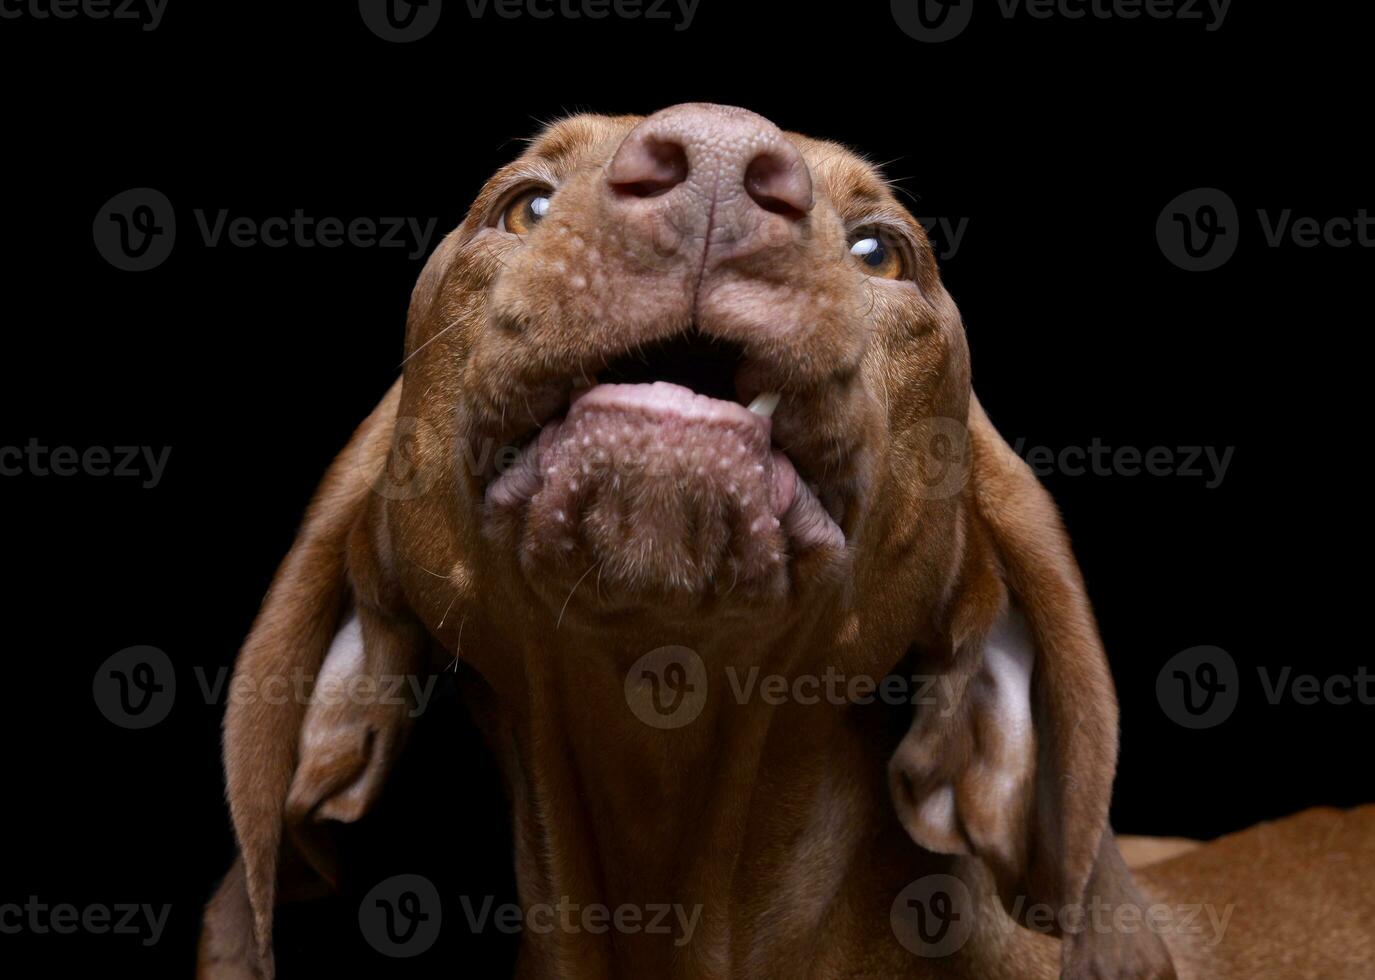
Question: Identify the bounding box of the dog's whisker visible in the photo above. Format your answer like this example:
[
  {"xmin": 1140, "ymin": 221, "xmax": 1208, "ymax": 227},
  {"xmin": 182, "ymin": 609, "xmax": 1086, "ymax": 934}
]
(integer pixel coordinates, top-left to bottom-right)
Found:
[
  {"xmin": 446, "ymin": 614, "xmax": 468, "ymax": 672},
  {"xmin": 438, "ymin": 591, "xmax": 460, "ymax": 630},
  {"xmin": 720, "ymin": 558, "xmax": 740, "ymax": 598},
  {"xmin": 400, "ymin": 317, "xmax": 462, "ymax": 367},
  {"xmin": 556, "ymin": 562, "xmax": 599, "ymax": 630},
  {"xmin": 480, "ymin": 239, "xmax": 514, "ymax": 271}
]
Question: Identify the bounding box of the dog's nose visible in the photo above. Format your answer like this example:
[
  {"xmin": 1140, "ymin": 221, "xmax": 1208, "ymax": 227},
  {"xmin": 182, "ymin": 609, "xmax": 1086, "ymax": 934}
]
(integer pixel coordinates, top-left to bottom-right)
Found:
[
  {"xmin": 609, "ymin": 103, "xmax": 813, "ymax": 216},
  {"xmin": 606, "ymin": 104, "xmax": 813, "ymax": 268}
]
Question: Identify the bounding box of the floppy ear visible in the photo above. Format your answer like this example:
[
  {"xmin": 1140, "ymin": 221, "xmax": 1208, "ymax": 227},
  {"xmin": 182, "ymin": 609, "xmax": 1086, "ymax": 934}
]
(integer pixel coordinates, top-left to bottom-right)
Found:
[
  {"xmin": 199, "ymin": 380, "xmax": 431, "ymax": 980},
  {"xmin": 890, "ymin": 395, "xmax": 1175, "ymax": 979}
]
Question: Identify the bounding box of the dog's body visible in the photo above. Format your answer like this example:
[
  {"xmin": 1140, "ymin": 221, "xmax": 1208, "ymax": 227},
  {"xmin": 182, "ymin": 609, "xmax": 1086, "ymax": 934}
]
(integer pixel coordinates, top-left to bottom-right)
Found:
[{"xmin": 198, "ymin": 106, "xmax": 1374, "ymax": 979}]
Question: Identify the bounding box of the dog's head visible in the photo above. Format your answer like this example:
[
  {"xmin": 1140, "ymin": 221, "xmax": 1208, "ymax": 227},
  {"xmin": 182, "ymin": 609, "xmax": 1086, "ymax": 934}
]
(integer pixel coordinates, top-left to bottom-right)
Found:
[
  {"xmin": 212, "ymin": 105, "xmax": 1173, "ymax": 980},
  {"xmin": 389, "ymin": 103, "xmax": 968, "ymax": 639}
]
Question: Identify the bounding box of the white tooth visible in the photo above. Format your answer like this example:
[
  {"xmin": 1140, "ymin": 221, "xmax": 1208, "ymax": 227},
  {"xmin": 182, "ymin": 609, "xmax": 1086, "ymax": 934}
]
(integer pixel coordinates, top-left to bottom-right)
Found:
[{"xmin": 747, "ymin": 391, "xmax": 781, "ymax": 418}]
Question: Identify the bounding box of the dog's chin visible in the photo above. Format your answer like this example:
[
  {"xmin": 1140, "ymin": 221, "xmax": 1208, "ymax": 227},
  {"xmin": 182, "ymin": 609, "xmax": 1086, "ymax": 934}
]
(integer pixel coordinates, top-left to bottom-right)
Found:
[{"xmin": 481, "ymin": 380, "xmax": 848, "ymax": 621}]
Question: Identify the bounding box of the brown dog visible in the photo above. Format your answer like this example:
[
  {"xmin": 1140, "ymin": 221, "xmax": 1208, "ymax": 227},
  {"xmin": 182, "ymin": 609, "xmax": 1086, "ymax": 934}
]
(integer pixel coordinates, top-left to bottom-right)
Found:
[{"xmin": 198, "ymin": 105, "xmax": 1374, "ymax": 979}]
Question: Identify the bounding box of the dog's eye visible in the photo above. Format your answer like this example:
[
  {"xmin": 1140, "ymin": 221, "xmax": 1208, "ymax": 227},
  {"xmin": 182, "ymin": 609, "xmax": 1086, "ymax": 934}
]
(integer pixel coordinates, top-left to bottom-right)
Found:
[
  {"xmin": 500, "ymin": 188, "xmax": 552, "ymax": 235},
  {"xmin": 848, "ymin": 228, "xmax": 905, "ymax": 280}
]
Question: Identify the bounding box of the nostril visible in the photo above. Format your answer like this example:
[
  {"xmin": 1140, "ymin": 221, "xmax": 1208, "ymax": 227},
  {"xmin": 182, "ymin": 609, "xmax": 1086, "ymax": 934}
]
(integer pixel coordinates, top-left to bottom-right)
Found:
[
  {"xmin": 744, "ymin": 148, "xmax": 813, "ymax": 220},
  {"xmin": 608, "ymin": 137, "xmax": 689, "ymax": 198}
]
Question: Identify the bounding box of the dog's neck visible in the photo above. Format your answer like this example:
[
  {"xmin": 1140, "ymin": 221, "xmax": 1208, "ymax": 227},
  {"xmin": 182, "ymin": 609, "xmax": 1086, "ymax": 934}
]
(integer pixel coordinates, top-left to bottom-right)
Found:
[{"xmin": 468, "ymin": 613, "xmax": 1043, "ymax": 978}]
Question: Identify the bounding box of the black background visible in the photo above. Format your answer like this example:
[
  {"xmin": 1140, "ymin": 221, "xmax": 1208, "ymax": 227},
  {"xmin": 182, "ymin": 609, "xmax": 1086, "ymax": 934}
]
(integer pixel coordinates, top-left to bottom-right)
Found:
[{"xmin": 1, "ymin": 1, "xmax": 1369, "ymax": 975}]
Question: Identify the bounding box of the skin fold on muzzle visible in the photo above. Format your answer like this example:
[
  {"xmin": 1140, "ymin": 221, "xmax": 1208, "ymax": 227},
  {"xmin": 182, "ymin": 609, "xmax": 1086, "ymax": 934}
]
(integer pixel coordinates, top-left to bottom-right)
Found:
[{"xmin": 198, "ymin": 105, "xmax": 1375, "ymax": 980}]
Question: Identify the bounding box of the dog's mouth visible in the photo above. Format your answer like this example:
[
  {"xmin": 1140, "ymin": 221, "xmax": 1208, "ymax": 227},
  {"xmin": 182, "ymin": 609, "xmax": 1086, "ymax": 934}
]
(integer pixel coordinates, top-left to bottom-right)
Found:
[
  {"xmin": 481, "ymin": 329, "xmax": 849, "ymax": 603},
  {"xmin": 596, "ymin": 330, "xmax": 748, "ymax": 403}
]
